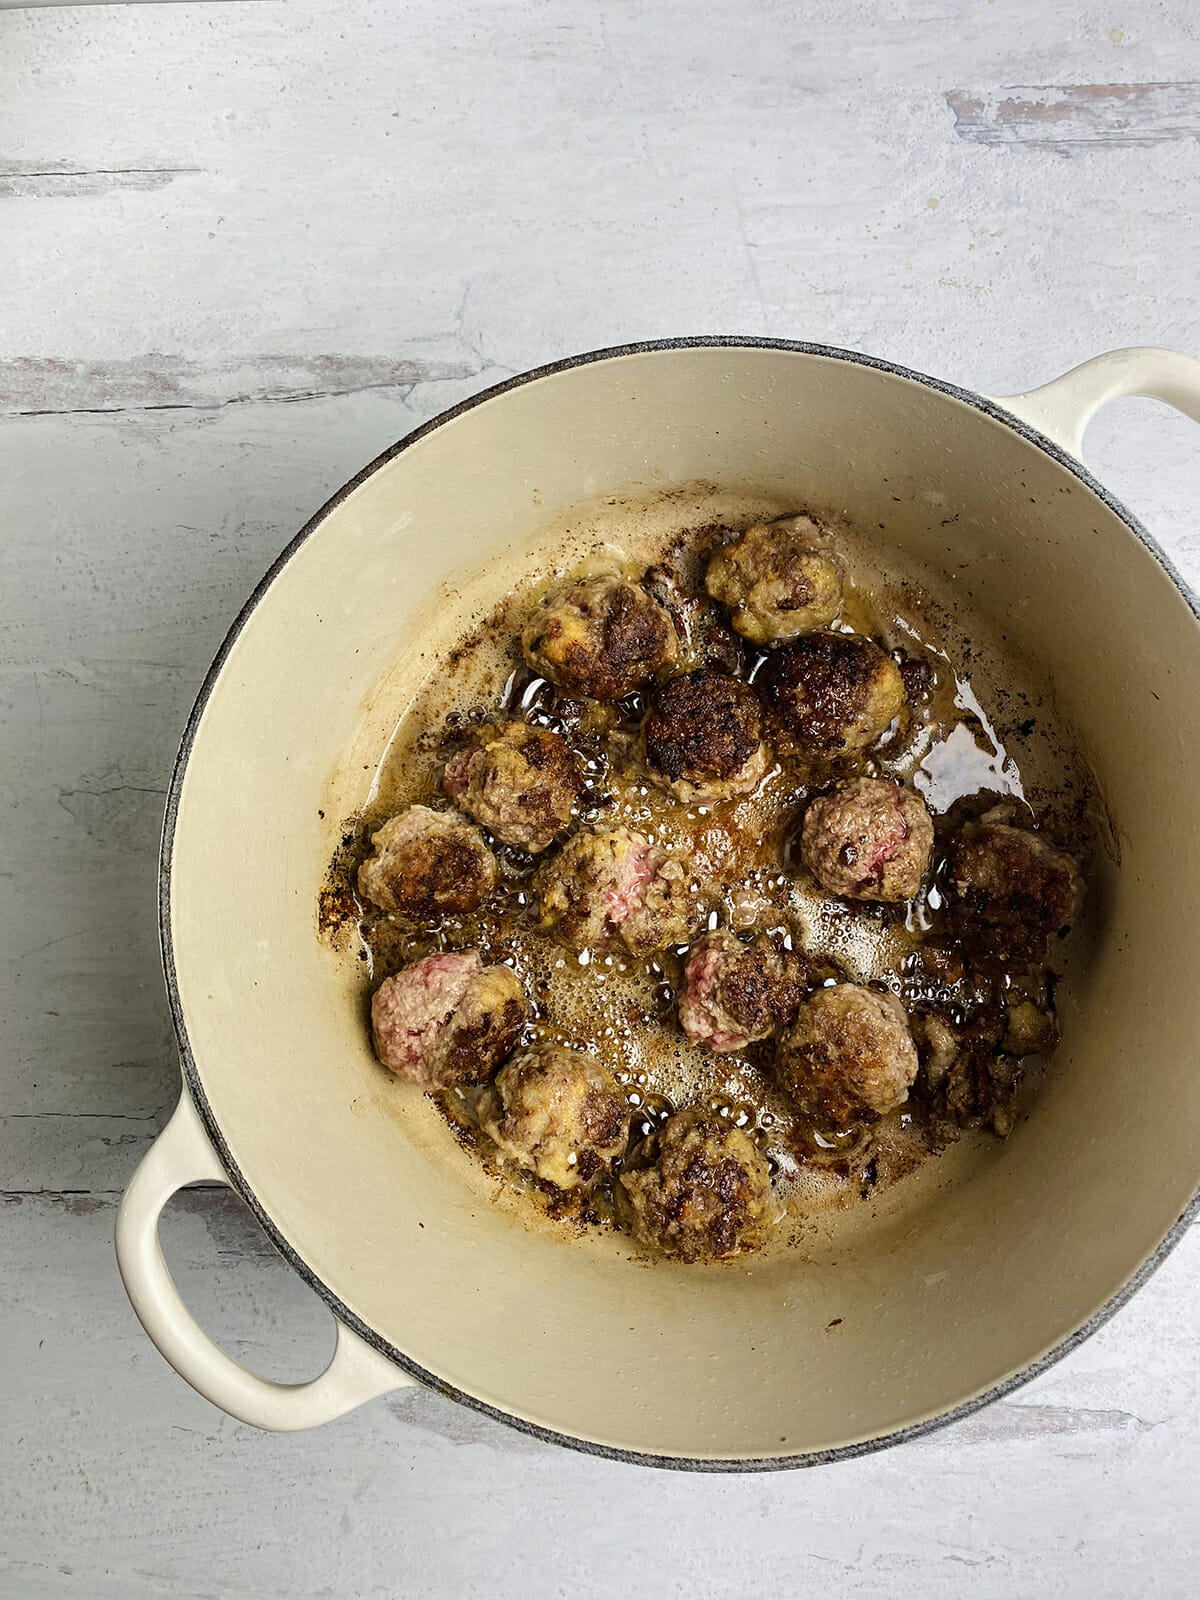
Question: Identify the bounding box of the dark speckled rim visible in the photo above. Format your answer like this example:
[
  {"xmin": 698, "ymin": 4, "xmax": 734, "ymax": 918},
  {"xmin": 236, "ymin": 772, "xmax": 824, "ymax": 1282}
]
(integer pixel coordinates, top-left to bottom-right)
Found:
[{"xmin": 157, "ymin": 337, "xmax": 1200, "ymax": 1470}]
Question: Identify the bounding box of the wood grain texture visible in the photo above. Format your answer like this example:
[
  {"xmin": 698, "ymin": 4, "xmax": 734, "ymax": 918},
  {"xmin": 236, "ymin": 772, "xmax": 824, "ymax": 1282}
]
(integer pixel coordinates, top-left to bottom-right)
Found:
[
  {"xmin": 0, "ymin": 162, "xmax": 201, "ymax": 198},
  {"xmin": 0, "ymin": 350, "xmax": 483, "ymax": 415},
  {"xmin": 2, "ymin": 0, "xmax": 1199, "ymax": 1594},
  {"xmin": 947, "ymin": 83, "xmax": 1200, "ymax": 148}
]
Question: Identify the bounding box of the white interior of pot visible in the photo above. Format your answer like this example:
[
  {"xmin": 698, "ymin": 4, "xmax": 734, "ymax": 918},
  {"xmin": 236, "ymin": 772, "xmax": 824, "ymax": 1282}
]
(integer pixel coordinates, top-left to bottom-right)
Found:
[{"xmin": 168, "ymin": 347, "xmax": 1200, "ymax": 1460}]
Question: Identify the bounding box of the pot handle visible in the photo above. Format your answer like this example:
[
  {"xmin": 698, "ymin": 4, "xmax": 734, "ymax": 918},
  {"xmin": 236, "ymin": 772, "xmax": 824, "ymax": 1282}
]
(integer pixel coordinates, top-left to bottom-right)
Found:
[
  {"xmin": 989, "ymin": 345, "xmax": 1200, "ymax": 459},
  {"xmin": 115, "ymin": 1091, "xmax": 415, "ymax": 1430}
]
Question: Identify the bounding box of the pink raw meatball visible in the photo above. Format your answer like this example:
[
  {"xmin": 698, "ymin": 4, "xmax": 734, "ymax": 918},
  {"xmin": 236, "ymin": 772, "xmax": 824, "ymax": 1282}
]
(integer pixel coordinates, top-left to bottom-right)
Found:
[
  {"xmin": 534, "ymin": 825, "xmax": 701, "ymax": 956},
  {"xmin": 370, "ymin": 950, "xmax": 526, "ymax": 1089},
  {"xmin": 678, "ymin": 930, "xmax": 802, "ymax": 1052},
  {"xmin": 800, "ymin": 777, "xmax": 933, "ymax": 903}
]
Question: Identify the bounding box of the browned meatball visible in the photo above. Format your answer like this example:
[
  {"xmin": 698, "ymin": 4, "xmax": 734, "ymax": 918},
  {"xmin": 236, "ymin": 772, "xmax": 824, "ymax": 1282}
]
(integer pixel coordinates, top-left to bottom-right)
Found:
[
  {"xmin": 521, "ymin": 576, "xmax": 678, "ymax": 701},
  {"xmin": 370, "ymin": 951, "xmax": 526, "ymax": 1088},
  {"xmin": 618, "ymin": 1107, "xmax": 775, "ymax": 1262},
  {"xmin": 641, "ymin": 669, "xmax": 770, "ymax": 806},
  {"xmin": 758, "ymin": 631, "xmax": 906, "ymax": 758},
  {"xmin": 705, "ymin": 515, "xmax": 843, "ymax": 644},
  {"xmin": 442, "ymin": 719, "xmax": 582, "ymax": 853},
  {"xmin": 535, "ymin": 825, "xmax": 701, "ymax": 955},
  {"xmin": 800, "ymin": 777, "xmax": 934, "ymax": 902},
  {"xmin": 357, "ymin": 805, "xmax": 497, "ymax": 918},
  {"xmin": 946, "ymin": 821, "xmax": 1082, "ymax": 972},
  {"xmin": 776, "ymin": 983, "xmax": 918, "ymax": 1129},
  {"xmin": 678, "ymin": 930, "xmax": 803, "ymax": 1052},
  {"xmin": 477, "ymin": 1044, "xmax": 629, "ymax": 1189}
]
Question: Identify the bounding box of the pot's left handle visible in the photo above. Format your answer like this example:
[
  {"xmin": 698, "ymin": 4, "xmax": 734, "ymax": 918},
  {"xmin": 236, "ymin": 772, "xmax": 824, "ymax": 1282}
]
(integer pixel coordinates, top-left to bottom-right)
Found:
[{"xmin": 115, "ymin": 1092, "xmax": 416, "ymax": 1430}]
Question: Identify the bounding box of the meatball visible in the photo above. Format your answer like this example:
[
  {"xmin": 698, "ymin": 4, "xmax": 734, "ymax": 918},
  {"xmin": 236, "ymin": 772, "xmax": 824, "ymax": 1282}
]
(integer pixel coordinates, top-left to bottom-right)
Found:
[
  {"xmin": 370, "ymin": 950, "xmax": 526, "ymax": 1088},
  {"xmin": 618, "ymin": 1107, "xmax": 775, "ymax": 1262},
  {"xmin": 641, "ymin": 669, "xmax": 770, "ymax": 805},
  {"xmin": 946, "ymin": 821, "xmax": 1082, "ymax": 971},
  {"xmin": 535, "ymin": 825, "xmax": 701, "ymax": 955},
  {"xmin": 776, "ymin": 983, "xmax": 919, "ymax": 1129},
  {"xmin": 521, "ymin": 576, "xmax": 678, "ymax": 701},
  {"xmin": 442, "ymin": 719, "xmax": 582, "ymax": 853},
  {"xmin": 356, "ymin": 805, "xmax": 497, "ymax": 918},
  {"xmin": 800, "ymin": 777, "xmax": 934, "ymax": 902},
  {"xmin": 477, "ymin": 1044, "xmax": 629, "ymax": 1189},
  {"xmin": 704, "ymin": 514, "xmax": 843, "ymax": 644},
  {"xmin": 678, "ymin": 930, "xmax": 802, "ymax": 1052},
  {"xmin": 758, "ymin": 631, "xmax": 906, "ymax": 758}
]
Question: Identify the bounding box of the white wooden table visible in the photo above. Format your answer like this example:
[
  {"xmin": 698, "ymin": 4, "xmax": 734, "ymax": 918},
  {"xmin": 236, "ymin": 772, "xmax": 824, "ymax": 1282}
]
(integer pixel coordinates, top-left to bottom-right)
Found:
[{"xmin": 3, "ymin": 2, "xmax": 1199, "ymax": 1594}]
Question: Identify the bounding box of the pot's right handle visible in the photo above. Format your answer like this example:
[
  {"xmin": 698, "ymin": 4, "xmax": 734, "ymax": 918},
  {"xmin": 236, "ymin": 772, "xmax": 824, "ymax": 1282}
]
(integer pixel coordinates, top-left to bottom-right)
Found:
[
  {"xmin": 989, "ymin": 345, "xmax": 1200, "ymax": 460},
  {"xmin": 116, "ymin": 1092, "xmax": 416, "ymax": 1430}
]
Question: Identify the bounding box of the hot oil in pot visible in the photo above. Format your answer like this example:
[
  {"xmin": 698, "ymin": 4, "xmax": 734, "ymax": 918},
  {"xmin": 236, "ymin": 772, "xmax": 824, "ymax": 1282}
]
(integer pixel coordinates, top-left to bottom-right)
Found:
[{"xmin": 318, "ymin": 487, "xmax": 1100, "ymax": 1248}]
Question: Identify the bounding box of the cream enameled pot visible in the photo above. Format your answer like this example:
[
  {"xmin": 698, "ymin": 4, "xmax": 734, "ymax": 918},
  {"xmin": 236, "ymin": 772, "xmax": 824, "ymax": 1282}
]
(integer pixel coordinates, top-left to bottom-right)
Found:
[{"xmin": 116, "ymin": 341, "xmax": 1200, "ymax": 1467}]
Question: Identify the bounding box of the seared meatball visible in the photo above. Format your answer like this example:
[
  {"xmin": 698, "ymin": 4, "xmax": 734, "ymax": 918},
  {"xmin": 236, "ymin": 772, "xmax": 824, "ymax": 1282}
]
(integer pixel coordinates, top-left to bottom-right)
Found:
[
  {"xmin": 800, "ymin": 777, "xmax": 934, "ymax": 902},
  {"xmin": 776, "ymin": 983, "xmax": 918, "ymax": 1129},
  {"xmin": 442, "ymin": 720, "xmax": 582, "ymax": 853},
  {"xmin": 758, "ymin": 631, "xmax": 906, "ymax": 758},
  {"xmin": 357, "ymin": 805, "xmax": 497, "ymax": 918},
  {"xmin": 521, "ymin": 576, "xmax": 678, "ymax": 701},
  {"xmin": 618, "ymin": 1107, "xmax": 774, "ymax": 1262},
  {"xmin": 704, "ymin": 515, "xmax": 843, "ymax": 644},
  {"xmin": 678, "ymin": 930, "xmax": 802, "ymax": 1052},
  {"xmin": 477, "ymin": 1044, "xmax": 629, "ymax": 1189},
  {"xmin": 946, "ymin": 821, "xmax": 1082, "ymax": 971},
  {"xmin": 535, "ymin": 825, "xmax": 701, "ymax": 955},
  {"xmin": 641, "ymin": 669, "xmax": 770, "ymax": 806},
  {"xmin": 370, "ymin": 950, "xmax": 526, "ymax": 1088}
]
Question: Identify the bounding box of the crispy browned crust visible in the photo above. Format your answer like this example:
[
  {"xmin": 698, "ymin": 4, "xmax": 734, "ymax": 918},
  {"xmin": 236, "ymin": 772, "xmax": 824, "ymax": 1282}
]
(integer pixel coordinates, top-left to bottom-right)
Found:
[
  {"xmin": 356, "ymin": 810, "xmax": 496, "ymax": 917},
  {"xmin": 898, "ymin": 656, "xmax": 933, "ymax": 701},
  {"xmin": 946, "ymin": 822, "xmax": 1082, "ymax": 972},
  {"xmin": 437, "ymin": 993, "xmax": 526, "ymax": 1085},
  {"xmin": 478, "ymin": 1044, "xmax": 630, "ymax": 1188},
  {"xmin": 758, "ymin": 631, "xmax": 905, "ymax": 756},
  {"xmin": 776, "ymin": 985, "xmax": 917, "ymax": 1128},
  {"xmin": 702, "ymin": 516, "xmax": 844, "ymax": 644},
  {"xmin": 618, "ymin": 1108, "xmax": 773, "ymax": 1263},
  {"xmin": 444, "ymin": 720, "xmax": 582, "ymax": 852},
  {"xmin": 523, "ymin": 578, "xmax": 677, "ymax": 700},
  {"xmin": 643, "ymin": 669, "xmax": 763, "ymax": 783},
  {"xmin": 711, "ymin": 935, "xmax": 803, "ymax": 1037}
]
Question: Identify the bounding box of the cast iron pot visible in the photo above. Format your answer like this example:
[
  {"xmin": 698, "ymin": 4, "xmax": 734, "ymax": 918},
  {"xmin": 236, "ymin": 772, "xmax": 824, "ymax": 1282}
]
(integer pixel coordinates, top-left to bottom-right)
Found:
[{"xmin": 116, "ymin": 340, "xmax": 1200, "ymax": 1468}]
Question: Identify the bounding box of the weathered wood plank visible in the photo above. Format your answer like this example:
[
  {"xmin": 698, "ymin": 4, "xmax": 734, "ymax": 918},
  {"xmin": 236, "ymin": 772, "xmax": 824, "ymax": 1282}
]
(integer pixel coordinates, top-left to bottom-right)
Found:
[
  {"xmin": 947, "ymin": 82, "xmax": 1200, "ymax": 148},
  {"xmin": 0, "ymin": 350, "xmax": 485, "ymax": 415},
  {"xmin": 1, "ymin": 1193, "xmax": 1197, "ymax": 1596},
  {"xmin": 0, "ymin": 162, "xmax": 201, "ymax": 198}
]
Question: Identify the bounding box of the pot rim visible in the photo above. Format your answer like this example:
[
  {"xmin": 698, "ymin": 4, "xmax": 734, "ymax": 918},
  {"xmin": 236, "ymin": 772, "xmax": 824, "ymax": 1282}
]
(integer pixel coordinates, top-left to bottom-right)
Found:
[{"xmin": 158, "ymin": 336, "xmax": 1200, "ymax": 1470}]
